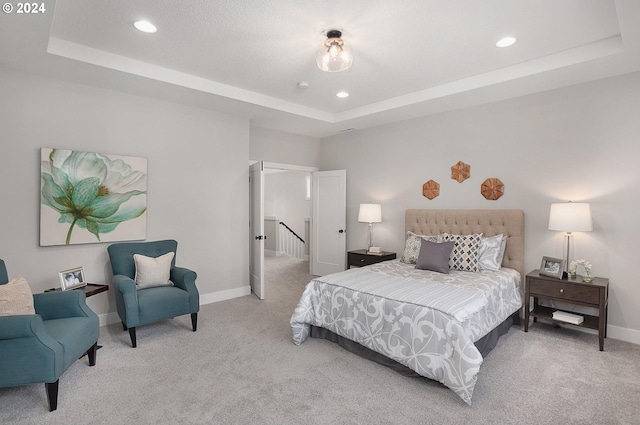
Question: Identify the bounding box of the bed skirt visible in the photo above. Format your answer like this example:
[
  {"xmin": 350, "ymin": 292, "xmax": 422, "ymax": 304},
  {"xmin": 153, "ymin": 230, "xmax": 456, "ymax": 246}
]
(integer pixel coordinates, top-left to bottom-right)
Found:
[{"xmin": 310, "ymin": 310, "xmax": 521, "ymax": 379}]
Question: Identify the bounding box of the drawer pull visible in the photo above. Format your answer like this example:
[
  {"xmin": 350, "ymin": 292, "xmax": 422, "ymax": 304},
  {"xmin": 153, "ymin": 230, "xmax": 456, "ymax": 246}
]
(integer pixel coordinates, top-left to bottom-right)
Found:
[
  {"xmin": 360, "ymin": 259, "xmax": 365, "ymax": 262},
  {"xmin": 560, "ymin": 289, "xmax": 564, "ymax": 293}
]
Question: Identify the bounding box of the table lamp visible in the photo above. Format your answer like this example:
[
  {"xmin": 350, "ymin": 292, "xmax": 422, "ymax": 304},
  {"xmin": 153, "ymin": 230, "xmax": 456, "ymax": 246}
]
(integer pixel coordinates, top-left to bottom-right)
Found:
[
  {"xmin": 548, "ymin": 201, "xmax": 592, "ymax": 276},
  {"xmin": 358, "ymin": 203, "xmax": 382, "ymax": 253}
]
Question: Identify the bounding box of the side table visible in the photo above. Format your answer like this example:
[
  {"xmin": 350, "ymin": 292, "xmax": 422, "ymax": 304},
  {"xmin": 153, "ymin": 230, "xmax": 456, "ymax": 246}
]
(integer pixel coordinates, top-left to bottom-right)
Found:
[
  {"xmin": 524, "ymin": 269, "xmax": 608, "ymax": 351},
  {"xmin": 347, "ymin": 249, "xmax": 396, "ymax": 268},
  {"xmin": 45, "ymin": 283, "xmax": 109, "ymax": 297}
]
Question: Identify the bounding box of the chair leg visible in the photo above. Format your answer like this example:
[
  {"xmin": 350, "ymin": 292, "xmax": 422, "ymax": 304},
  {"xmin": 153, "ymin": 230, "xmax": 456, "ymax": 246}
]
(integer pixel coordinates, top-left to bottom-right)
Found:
[
  {"xmin": 45, "ymin": 380, "xmax": 59, "ymax": 412},
  {"xmin": 87, "ymin": 342, "xmax": 98, "ymax": 366},
  {"xmin": 191, "ymin": 313, "xmax": 198, "ymax": 332},
  {"xmin": 128, "ymin": 327, "xmax": 137, "ymax": 348},
  {"xmin": 122, "ymin": 322, "xmax": 127, "ymax": 331}
]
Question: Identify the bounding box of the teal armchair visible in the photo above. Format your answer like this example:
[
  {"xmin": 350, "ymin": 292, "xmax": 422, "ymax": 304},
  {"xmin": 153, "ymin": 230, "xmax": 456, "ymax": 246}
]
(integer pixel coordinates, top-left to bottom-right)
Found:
[
  {"xmin": 107, "ymin": 240, "xmax": 199, "ymax": 348},
  {"xmin": 0, "ymin": 259, "xmax": 99, "ymax": 411}
]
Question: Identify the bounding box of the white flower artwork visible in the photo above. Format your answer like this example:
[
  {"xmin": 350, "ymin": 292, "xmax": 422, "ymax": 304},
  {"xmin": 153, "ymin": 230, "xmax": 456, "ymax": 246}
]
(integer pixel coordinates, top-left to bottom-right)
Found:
[{"xmin": 40, "ymin": 148, "xmax": 147, "ymax": 246}]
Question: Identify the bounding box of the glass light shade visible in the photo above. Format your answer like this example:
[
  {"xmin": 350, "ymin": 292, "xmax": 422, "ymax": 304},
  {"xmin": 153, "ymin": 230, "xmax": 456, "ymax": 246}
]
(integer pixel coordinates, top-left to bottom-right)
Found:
[
  {"xmin": 548, "ymin": 202, "xmax": 592, "ymax": 232},
  {"xmin": 358, "ymin": 203, "xmax": 382, "ymax": 223},
  {"xmin": 316, "ymin": 33, "xmax": 353, "ymax": 72}
]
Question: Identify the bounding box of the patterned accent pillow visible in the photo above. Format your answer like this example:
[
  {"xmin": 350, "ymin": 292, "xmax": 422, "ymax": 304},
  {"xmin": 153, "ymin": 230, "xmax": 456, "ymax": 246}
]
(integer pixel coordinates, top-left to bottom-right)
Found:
[
  {"xmin": 400, "ymin": 232, "xmax": 442, "ymax": 264},
  {"xmin": 443, "ymin": 233, "xmax": 483, "ymax": 272},
  {"xmin": 0, "ymin": 275, "xmax": 35, "ymax": 316}
]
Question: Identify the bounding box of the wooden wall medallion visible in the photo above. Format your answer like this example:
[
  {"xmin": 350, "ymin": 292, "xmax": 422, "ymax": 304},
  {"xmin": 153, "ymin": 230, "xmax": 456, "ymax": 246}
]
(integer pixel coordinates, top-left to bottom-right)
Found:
[
  {"xmin": 451, "ymin": 161, "xmax": 470, "ymax": 183},
  {"xmin": 481, "ymin": 178, "xmax": 504, "ymax": 200},
  {"xmin": 422, "ymin": 180, "xmax": 440, "ymax": 200}
]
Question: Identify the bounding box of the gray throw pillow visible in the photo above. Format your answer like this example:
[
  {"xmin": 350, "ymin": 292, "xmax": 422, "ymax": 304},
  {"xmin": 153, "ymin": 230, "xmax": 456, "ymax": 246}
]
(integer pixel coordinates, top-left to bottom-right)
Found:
[{"xmin": 415, "ymin": 240, "xmax": 455, "ymax": 274}]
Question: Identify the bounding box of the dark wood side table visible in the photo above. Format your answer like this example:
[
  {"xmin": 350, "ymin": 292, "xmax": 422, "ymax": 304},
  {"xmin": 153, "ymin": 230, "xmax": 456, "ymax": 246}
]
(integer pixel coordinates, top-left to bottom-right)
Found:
[
  {"xmin": 347, "ymin": 249, "xmax": 396, "ymax": 268},
  {"xmin": 45, "ymin": 283, "xmax": 109, "ymax": 297},
  {"xmin": 524, "ymin": 269, "xmax": 609, "ymax": 351}
]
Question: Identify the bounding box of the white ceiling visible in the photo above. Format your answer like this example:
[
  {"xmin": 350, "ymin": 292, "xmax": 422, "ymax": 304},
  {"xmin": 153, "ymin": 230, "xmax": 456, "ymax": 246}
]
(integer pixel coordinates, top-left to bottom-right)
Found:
[{"xmin": 1, "ymin": 0, "xmax": 640, "ymax": 137}]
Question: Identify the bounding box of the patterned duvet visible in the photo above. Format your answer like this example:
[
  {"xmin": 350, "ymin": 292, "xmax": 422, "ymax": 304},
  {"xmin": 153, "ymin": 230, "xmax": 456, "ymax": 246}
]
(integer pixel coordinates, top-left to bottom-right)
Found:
[{"xmin": 290, "ymin": 260, "xmax": 522, "ymax": 404}]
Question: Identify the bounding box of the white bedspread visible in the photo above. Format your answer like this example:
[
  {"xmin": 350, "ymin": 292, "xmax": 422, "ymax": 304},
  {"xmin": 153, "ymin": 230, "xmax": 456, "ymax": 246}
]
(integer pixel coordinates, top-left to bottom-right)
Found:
[{"xmin": 290, "ymin": 260, "xmax": 522, "ymax": 404}]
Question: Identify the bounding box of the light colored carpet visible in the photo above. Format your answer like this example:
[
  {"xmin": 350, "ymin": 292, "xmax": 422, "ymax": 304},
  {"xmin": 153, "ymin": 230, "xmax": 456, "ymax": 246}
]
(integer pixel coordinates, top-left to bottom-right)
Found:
[{"xmin": 2, "ymin": 255, "xmax": 639, "ymax": 425}]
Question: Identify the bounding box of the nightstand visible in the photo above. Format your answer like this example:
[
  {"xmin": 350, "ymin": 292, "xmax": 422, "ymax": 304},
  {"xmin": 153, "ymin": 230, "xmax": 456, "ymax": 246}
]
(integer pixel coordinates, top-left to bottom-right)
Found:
[
  {"xmin": 524, "ymin": 269, "xmax": 609, "ymax": 351},
  {"xmin": 347, "ymin": 249, "xmax": 396, "ymax": 268}
]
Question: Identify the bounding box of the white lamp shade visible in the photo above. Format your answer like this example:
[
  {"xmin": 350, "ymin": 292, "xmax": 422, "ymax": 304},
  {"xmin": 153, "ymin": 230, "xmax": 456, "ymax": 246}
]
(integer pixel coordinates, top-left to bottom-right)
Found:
[
  {"xmin": 548, "ymin": 202, "xmax": 592, "ymax": 232},
  {"xmin": 358, "ymin": 203, "xmax": 382, "ymax": 223}
]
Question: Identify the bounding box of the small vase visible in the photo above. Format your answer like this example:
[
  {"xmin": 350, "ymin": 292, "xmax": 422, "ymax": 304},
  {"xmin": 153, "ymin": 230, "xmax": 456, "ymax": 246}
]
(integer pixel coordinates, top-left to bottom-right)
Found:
[{"xmin": 582, "ymin": 272, "xmax": 593, "ymax": 283}]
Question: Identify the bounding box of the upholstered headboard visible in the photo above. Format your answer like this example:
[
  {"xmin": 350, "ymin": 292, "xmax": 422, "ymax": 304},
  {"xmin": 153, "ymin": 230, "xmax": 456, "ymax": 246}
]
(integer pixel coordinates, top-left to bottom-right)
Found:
[{"xmin": 405, "ymin": 209, "xmax": 525, "ymax": 279}]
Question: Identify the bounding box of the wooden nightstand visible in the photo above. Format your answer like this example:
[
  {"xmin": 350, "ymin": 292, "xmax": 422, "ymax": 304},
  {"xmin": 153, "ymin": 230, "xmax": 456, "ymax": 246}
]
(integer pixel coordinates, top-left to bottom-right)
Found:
[
  {"xmin": 347, "ymin": 249, "xmax": 396, "ymax": 268},
  {"xmin": 524, "ymin": 269, "xmax": 609, "ymax": 351}
]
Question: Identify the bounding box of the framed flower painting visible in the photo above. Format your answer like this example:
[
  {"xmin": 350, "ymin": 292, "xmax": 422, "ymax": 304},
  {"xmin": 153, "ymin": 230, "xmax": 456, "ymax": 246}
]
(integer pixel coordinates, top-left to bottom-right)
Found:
[{"xmin": 40, "ymin": 148, "xmax": 147, "ymax": 246}]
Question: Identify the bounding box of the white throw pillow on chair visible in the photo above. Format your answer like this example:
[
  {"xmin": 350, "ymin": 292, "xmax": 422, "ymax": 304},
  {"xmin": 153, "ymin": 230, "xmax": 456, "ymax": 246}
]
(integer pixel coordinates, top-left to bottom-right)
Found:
[
  {"xmin": 0, "ymin": 275, "xmax": 36, "ymax": 316},
  {"xmin": 133, "ymin": 252, "xmax": 175, "ymax": 289}
]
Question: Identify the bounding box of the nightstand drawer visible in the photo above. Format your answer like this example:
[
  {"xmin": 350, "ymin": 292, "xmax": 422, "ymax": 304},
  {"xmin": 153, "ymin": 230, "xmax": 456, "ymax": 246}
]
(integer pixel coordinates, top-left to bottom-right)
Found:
[
  {"xmin": 350, "ymin": 253, "xmax": 383, "ymax": 266},
  {"xmin": 347, "ymin": 250, "xmax": 396, "ymax": 268},
  {"xmin": 529, "ymin": 280, "xmax": 600, "ymax": 304}
]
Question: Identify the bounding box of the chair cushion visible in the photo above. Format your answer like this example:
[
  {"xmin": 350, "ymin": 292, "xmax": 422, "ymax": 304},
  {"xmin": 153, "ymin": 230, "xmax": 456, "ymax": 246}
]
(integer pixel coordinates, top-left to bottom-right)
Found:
[
  {"xmin": 134, "ymin": 252, "xmax": 174, "ymax": 289},
  {"xmin": 42, "ymin": 317, "xmax": 98, "ymax": 370},
  {"xmin": 0, "ymin": 275, "xmax": 35, "ymax": 316},
  {"xmin": 137, "ymin": 286, "xmax": 190, "ymax": 326}
]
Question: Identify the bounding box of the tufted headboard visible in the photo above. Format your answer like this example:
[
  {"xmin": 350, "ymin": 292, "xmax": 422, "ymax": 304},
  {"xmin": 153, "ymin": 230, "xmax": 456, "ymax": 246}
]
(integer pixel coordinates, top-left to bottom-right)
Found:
[{"xmin": 405, "ymin": 209, "xmax": 525, "ymax": 279}]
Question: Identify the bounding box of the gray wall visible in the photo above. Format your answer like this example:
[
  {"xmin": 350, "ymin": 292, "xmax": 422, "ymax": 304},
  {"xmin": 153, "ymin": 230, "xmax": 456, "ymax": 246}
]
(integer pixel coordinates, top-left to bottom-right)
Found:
[
  {"xmin": 0, "ymin": 68, "xmax": 250, "ymax": 321},
  {"xmin": 250, "ymin": 126, "xmax": 322, "ymax": 167},
  {"xmin": 320, "ymin": 71, "xmax": 640, "ymax": 343}
]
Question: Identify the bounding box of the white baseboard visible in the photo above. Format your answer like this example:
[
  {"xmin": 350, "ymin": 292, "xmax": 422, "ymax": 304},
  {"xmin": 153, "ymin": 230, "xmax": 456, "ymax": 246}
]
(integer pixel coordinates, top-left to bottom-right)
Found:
[
  {"xmin": 607, "ymin": 324, "xmax": 640, "ymax": 345},
  {"xmin": 199, "ymin": 285, "xmax": 251, "ymax": 305},
  {"xmin": 99, "ymin": 311, "xmax": 121, "ymax": 327},
  {"xmin": 97, "ymin": 285, "xmax": 252, "ymax": 327}
]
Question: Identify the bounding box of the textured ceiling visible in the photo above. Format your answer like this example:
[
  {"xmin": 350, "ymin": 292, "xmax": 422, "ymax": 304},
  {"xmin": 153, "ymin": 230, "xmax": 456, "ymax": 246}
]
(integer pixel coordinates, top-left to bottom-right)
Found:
[{"xmin": 1, "ymin": 0, "xmax": 640, "ymax": 137}]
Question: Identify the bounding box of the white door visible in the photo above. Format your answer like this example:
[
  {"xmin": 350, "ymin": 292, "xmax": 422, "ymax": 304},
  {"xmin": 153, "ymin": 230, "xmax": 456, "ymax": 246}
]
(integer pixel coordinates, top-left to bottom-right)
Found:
[
  {"xmin": 249, "ymin": 161, "xmax": 265, "ymax": 299},
  {"xmin": 311, "ymin": 170, "xmax": 347, "ymax": 276}
]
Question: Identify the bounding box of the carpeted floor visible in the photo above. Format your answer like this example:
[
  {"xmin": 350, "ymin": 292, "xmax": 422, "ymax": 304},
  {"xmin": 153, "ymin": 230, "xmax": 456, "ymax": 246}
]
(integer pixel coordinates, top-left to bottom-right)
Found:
[{"xmin": 1, "ymin": 255, "xmax": 639, "ymax": 425}]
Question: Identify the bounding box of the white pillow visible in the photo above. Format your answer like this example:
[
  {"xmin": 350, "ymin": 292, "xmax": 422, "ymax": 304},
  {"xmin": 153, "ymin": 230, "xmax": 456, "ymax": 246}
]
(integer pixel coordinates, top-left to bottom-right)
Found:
[
  {"xmin": 133, "ymin": 252, "xmax": 175, "ymax": 289},
  {"xmin": 478, "ymin": 234, "xmax": 505, "ymax": 271},
  {"xmin": 0, "ymin": 275, "xmax": 35, "ymax": 316}
]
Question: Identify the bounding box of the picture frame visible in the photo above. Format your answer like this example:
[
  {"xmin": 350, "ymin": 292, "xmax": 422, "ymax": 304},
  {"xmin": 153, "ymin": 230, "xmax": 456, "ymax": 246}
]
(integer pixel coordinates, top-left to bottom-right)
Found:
[
  {"xmin": 59, "ymin": 266, "xmax": 87, "ymax": 291},
  {"xmin": 539, "ymin": 256, "xmax": 565, "ymax": 279}
]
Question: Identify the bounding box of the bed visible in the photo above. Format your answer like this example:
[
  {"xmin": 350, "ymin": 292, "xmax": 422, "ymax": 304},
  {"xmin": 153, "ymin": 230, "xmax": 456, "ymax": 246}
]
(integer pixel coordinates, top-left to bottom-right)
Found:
[{"xmin": 290, "ymin": 209, "xmax": 524, "ymax": 404}]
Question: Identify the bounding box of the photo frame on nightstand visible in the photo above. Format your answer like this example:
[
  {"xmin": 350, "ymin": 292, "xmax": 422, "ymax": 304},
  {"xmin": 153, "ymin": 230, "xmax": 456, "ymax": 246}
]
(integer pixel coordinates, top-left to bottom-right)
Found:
[{"xmin": 539, "ymin": 256, "xmax": 565, "ymax": 279}]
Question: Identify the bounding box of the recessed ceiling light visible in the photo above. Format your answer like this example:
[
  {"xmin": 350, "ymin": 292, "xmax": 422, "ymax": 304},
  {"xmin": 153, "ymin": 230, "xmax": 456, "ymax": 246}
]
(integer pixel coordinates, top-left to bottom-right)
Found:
[
  {"xmin": 495, "ymin": 36, "xmax": 517, "ymax": 48},
  {"xmin": 336, "ymin": 91, "xmax": 349, "ymax": 98},
  {"xmin": 134, "ymin": 20, "xmax": 157, "ymax": 33}
]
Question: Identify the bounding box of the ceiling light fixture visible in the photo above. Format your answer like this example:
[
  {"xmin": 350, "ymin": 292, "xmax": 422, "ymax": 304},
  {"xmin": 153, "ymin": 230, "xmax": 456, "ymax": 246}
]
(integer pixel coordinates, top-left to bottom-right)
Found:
[
  {"xmin": 336, "ymin": 91, "xmax": 349, "ymax": 98},
  {"xmin": 495, "ymin": 36, "xmax": 517, "ymax": 48},
  {"xmin": 134, "ymin": 20, "xmax": 157, "ymax": 33},
  {"xmin": 316, "ymin": 29, "xmax": 353, "ymax": 72}
]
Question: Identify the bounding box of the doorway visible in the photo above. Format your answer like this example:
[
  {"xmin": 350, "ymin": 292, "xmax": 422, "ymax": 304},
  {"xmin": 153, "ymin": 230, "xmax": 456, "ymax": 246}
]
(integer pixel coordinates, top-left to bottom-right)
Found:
[{"xmin": 249, "ymin": 161, "xmax": 346, "ymax": 300}]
